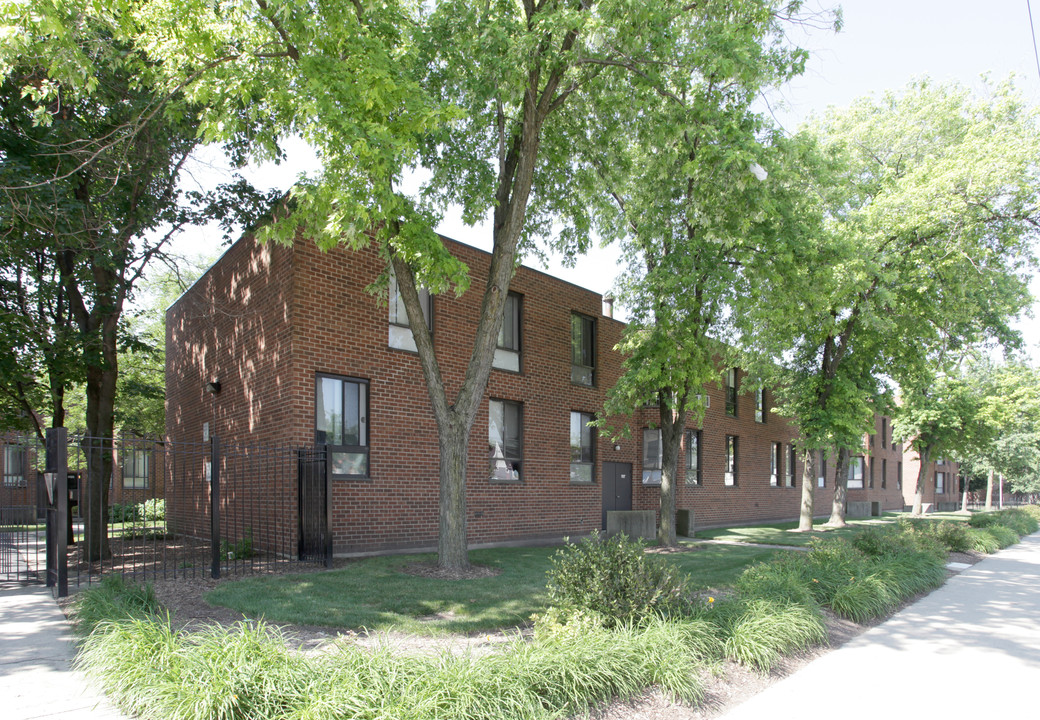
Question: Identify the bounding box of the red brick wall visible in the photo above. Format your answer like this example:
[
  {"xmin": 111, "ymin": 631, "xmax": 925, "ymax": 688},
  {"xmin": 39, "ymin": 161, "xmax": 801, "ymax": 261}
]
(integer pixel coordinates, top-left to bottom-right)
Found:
[{"xmin": 167, "ymin": 234, "xmax": 912, "ymax": 554}]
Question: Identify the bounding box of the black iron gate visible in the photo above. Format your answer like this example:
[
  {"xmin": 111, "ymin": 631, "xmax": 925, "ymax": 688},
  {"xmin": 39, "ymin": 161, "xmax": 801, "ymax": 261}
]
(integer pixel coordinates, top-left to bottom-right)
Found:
[
  {"xmin": 0, "ymin": 435, "xmax": 44, "ymax": 584},
  {"xmin": 298, "ymin": 448, "xmax": 331, "ymax": 565}
]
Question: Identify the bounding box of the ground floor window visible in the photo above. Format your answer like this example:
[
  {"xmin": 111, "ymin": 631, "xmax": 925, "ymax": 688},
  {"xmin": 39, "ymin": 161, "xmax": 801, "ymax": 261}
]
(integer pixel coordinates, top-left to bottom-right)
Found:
[
  {"xmin": 935, "ymin": 471, "xmax": 945, "ymax": 494},
  {"xmin": 770, "ymin": 442, "xmax": 781, "ymax": 487},
  {"xmin": 642, "ymin": 429, "xmax": 662, "ymax": 484},
  {"xmin": 847, "ymin": 456, "xmax": 864, "ymax": 489},
  {"xmin": 3, "ymin": 444, "xmax": 26, "ymax": 487},
  {"xmin": 570, "ymin": 411, "xmax": 594, "ymax": 484},
  {"xmin": 724, "ymin": 435, "xmax": 738, "ymax": 486},
  {"xmin": 122, "ymin": 447, "xmax": 150, "ymax": 489},
  {"xmin": 786, "ymin": 444, "xmax": 796, "ymax": 487},
  {"xmin": 685, "ymin": 429, "xmax": 701, "ymax": 485},
  {"xmin": 490, "ymin": 399, "xmax": 523, "ymax": 481},
  {"xmin": 316, "ymin": 374, "xmax": 369, "ymax": 478}
]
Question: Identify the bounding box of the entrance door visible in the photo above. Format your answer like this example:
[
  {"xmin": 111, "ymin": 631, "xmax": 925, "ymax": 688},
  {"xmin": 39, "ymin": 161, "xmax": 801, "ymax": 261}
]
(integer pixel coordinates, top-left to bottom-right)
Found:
[{"xmin": 602, "ymin": 462, "xmax": 632, "ymax": 530}]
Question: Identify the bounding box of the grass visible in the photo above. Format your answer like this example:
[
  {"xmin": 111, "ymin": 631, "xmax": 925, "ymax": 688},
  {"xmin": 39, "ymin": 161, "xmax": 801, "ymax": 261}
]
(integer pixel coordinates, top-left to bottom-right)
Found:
[
  {"xmin": 691, "ymin": 516, "xmax": 898, "ymax": 547},
  {"xmin": 205, "ymin": 543, "xmax": 786, "ymax": 634}
]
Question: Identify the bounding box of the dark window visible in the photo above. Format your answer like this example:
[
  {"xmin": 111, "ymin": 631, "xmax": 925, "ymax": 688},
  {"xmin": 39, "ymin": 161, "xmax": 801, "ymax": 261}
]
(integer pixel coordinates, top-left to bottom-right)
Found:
[
  {"xmin": 897, "ymin": 461, "xmax": 903, "ymax": 490},
  {"xmin": 848, "ymin": 456, "xmax": 865, "ymax": 489},
  {"xmin": 881, "ymin": 417, "xmax": 888, "ymax": 449},
  {"xmin": 725, "ymin": 435, "xmax": 738, "ymax": 486},
  {"xmin": 122, "ymin": 448, "xmax": 150, "ymax": 489},
  {"xmin": 725, "ymin": 368, "xmax": 738, "ymax": 417},
  {"xmin": 787, "ymin": 444, "xmax": 797, "ymax": 487},
  {"xmin": 869, "ymin": 458, "xmax": 875, "ymax": 489},
  {"xmin": 882, "ymin": 458, "xmax": 888, "ymax": 489},
  {"xmin": 489, "ymin": 399, "xmax": 523, "ymax": 481},
  {"xmin": 755, "ymin": 388, "xmax": 766, "ymax": 423},
  {"xmin": 570, "ymin": 411, "xmax": 595, "ymax": 484},
  {"xmin": 642, "ymin": 428, "xmax": 662, "ymax": 484},
  {"xmin": 570, "ymin": 313, "xmax": 596, "ymax": 386},
  {"xmin": 316, "ymin": 374, "xmax": 369, "ymax": 478},
  {"xmin": 494, "ymin": 293, "xmax": 522, "ymax": 372},
  {"xmin": 770, "ymin": 442, "xmax": 782, "ymax": 487},
  {"xmin": 685, "ymin": 429, "xmax": 701, "ymax": 485},
  {"xmin": 818, "ymin": 452, "xmax": 827, "ymax": 488},
  {"xmin": 3, "ymin": 445, "xmax": 26, "ymax": 487}
]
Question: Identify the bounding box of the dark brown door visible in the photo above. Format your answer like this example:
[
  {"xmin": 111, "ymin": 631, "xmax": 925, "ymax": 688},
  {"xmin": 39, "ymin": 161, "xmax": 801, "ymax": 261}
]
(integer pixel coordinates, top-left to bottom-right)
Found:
[{"xmin": 602, "ymin": 462, "xmax": 632, "ymax": 529}]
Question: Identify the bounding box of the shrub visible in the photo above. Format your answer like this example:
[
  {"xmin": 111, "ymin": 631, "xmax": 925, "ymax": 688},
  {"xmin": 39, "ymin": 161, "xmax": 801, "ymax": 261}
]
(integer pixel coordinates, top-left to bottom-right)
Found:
[
  {"xmin": 221, "ymin": 530, "xmax": 254, "ymax": 560},
  {"xmin": 985, "ymin": 525, "xmax": 1020, "ymax": 549},
  {"xmin": 736, "ymin": 555, "xmax": 816, "ymax": 608},
  {"xmin": 1020, "ymin": 505, "xmax": 1040, "ymax": 523},
  {"xmin": 712, "ymin": 599, "xmax": 826, "ymax": 672},
  {"xmin": 137, "ymin": 498, "xmax": 165, "ymax": 521},
  {"xmin": 829, "ymin": 572, "xmax": 896, "ymax": 622},
  {"xmin": 934, "ymin": 521, "xmax": 972, "ymax": 553},
  {"xmin": 967, "ymin": 527, "xmax": 1000, "ymax": 554},
  {"xmin": 72, "ymin": 575, "xmax": 159, "ymax": 635},
  {"xmin": 108, "ymin": 502, "xmax": 141, "ymax": 523},
  {"xmin": 546, "ymin": 533, "xmax": 690, "ymax": 627}
]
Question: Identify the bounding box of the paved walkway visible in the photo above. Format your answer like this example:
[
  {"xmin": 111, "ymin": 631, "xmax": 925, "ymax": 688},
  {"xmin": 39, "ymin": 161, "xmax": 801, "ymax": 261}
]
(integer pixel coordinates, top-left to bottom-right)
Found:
[
  {"xmin": 0, "ymin": 585, "xmax": 127, "ymax": 720},
  {"xmin": 720, "ymin": 532, "xmax": 1040, "ymax": 719}
]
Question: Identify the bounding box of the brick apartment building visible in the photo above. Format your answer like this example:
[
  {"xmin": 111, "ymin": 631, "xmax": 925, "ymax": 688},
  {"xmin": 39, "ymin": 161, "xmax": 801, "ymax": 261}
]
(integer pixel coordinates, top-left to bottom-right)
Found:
[{"xmin": 165, "ymin": 233, "xmax": 949, "ymax": 555}]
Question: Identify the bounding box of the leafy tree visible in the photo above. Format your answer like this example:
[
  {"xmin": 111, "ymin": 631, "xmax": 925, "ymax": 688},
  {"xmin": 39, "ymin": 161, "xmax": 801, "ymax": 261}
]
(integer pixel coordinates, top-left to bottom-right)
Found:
[
  {"xmin": 108, "ymin": 0, "xmax": 805, "ymax": 569},
  {"xmin": 743, "ymin": 78, "xmax": 1039, "ymax": 530},
  {"xmin": 0, "ymin": 14, "xmax": 274, "ymax": 560},
  {"xmin": 588, "ymin": 3, "xmax": 833, "ymax": 545}
]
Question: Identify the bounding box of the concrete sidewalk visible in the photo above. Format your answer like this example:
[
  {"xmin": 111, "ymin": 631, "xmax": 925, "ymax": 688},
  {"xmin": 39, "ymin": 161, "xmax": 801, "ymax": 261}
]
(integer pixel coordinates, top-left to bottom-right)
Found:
[
  {"xmin": 721, "ymin": 532, "xmax": 1040, "ymax": 719},
  {"xmin": 0, "ymin": 585, "xmax": 127, "ymax": 720}
]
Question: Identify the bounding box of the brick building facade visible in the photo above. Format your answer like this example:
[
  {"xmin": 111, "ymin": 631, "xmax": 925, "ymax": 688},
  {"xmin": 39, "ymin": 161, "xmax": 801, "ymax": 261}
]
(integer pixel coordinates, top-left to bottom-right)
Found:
[{"xmin": 166, "ymin": 234, "xmax": 928, "ymax": 555}]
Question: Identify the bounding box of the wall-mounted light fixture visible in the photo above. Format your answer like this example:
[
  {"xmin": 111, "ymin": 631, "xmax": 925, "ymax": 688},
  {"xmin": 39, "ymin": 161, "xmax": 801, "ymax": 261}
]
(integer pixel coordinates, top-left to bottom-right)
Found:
[
  {"xmin": 204, "ymin": 380, "xmax": 222, "ymax": 394},
  {"xmin": 613, "ymin": 443, "xmax": 622, "ymax": 452}
]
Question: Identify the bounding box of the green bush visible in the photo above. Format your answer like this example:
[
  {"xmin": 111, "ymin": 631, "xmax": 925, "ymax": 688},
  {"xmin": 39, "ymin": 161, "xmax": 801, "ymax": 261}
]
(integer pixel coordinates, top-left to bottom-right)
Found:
[
  {"xmin": 137, "ymin": 498, "xmax": 165, "ymax": 521},
  {"xmin": 967, "ymin": 527, "xmax": 1001, "ymax": 553},
  {"xmin": 108, "ymin": 502, "xmax": 141, "ymax": 523},
  {"xmin": 829, "ymin": 572, "xmax": 896, "ymax": 622},
  {"xmin": 545, "ymin": 533, "xmax": 690, "ymax": 628},
  {"xmin": 709, "ymin": 598, "xmax": 826, "ymax": 672},
  {"xmin": 934, "ymin": 521, "xmax": 972, "ymax": 553},
  {"xmin": 985, "ymin": 525, "xmax": 1020, "ymax": 549},
  {"xmin": 72, "ymin": 575, "xmax": 159, "ymax": 635},
  {"xmin": 221, "ymin": 530, "xmax": 254, "ymax": 560},
  {"xmin": 1019, "ymin": 505, "xmax": 1040, "ymax": 523},
  {"xmin": 736, "ymin": 554, "xmax": 816, "ymax": 607}
]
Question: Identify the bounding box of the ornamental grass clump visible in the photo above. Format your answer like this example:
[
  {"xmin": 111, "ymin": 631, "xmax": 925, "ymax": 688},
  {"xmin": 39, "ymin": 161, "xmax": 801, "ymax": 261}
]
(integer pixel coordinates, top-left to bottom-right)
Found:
[
  {"xmin": 71, "ymin": 575, "xmax": 160, "ymax": 635},
  {"xmin": 545, "ymin": 533, "xmax": 690, "ymax": 627},
  {"xmin": 704, "ymin": 598, "xmax": 826, "ymax": 672},
  {"xmin": 967, "ymin": 526, "xmax": 1001, "ymax": 554}
]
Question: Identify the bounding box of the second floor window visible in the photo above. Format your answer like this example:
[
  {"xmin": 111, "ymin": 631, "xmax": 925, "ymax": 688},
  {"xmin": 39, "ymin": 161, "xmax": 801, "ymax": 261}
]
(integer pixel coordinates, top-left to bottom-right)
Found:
[
  {"xmin": 755, "ymin": 388, "xmax": 766, "ymax": 423},
  {"xmin": 493, "ymin": 292, "xmax": 522, "ymax": 372},
  {"xmin": 571, "ymin": 313, "xmax": 595, "ymax": 386},
  {"xmin": 786, "ymin": 444, "xmax": 796, "ymax": 487},
  {"xmin": 388, "ymin": 270, "xmax": 432, "ymax": 352},
  {"xmin": 725, "ymin": 368, "xmax": 738, "ymax": 416}
]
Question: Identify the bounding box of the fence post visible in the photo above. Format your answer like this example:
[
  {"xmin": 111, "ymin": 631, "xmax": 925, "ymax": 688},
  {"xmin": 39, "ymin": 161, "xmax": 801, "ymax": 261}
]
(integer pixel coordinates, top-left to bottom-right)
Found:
[
  {"xmin": 45, "ymin": 428, "xmax": 69, "ymax": 597},
  {"xmin": 324, "ymin": 447, "xmax": 333, "ymax": 568},
  {"xmin": 210, "ymin": 436, "xmax": 221, "ymax": 579}
]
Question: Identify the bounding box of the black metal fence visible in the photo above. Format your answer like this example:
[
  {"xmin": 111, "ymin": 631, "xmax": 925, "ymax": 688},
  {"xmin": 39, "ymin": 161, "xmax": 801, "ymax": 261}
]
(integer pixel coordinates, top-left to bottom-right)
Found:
[{"xmin": 0, "ymin": 429, "xmax": 330, "ymax": 595}]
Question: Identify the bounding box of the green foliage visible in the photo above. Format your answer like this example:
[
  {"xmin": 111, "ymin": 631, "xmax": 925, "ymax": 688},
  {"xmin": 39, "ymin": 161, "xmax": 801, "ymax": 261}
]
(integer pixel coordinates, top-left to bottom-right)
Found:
[
  {"xmin": 139, "ymin": 498, "xmax": 165, "ymax": 522},
  {"xmin": 933, "ymin": 521, "xmax": 973, "ymax": 553},
  {"xmin": 545, "ymin": 534, "xmax": 690, "ymax": 627},
  {"xmin": 984, "ymin": 525, "xmax": 1021, "ymax": 549},
  {"xmin": 967, "ymin": 527, "xmax": 1001, "ymax": 554},
  {"xmin": 108, "ymin": 502, "xmax": 141, "ymax": 524},
  {"xmin": 735, "ymin": 554, "xmax": 816, "ymax": 607},
  {"xmin": 221, "ymin": 530, "xmax": 255, "ymax": 561},
  {"xmin": 708, "ymin": 599, "xmax": 826, "ymax": 673},
  {"xmin": 969, "ymin": 508, "xmax": 1038, "ymax": 536},
  {"xmin": 75, "ymin": 578, "xmax": 707, "ymax": 720},
  {"xmin": 71, "ymin": 575, "xmax": 159, "ymax": 635}
]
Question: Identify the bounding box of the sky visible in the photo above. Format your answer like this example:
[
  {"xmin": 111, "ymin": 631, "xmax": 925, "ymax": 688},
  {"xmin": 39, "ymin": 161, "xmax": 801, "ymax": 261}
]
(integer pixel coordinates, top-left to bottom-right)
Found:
[{"xmin": 171, "ymin": 0, "xmax": 1040, "ymax": 355}]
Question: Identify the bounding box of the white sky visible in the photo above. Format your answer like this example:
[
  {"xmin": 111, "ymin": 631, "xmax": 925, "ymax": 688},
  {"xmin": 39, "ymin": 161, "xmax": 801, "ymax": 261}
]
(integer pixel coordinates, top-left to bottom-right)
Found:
[{"xmin": 170, "ymin": 0, "xmax": 1040, "ymax": 356}]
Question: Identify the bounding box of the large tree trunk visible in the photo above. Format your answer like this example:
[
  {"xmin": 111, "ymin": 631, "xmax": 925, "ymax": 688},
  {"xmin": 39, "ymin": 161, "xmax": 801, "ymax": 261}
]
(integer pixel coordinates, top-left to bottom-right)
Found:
[
  {"xmin": 81, "ymin": 313, "xmax": 119, "ymax": 561},
  {"xmin": 912, "ymin": 445, "xmax": 931, "ymax": 516},
  {"xmin": 826, "ymin": 447, "xmax": 850, "ymax": 527},
  {"xmin": 437, "ymin": 419, "xmax": 470, "ymax": 569},
  {"xmin": 984, "ymin": 468, "xmax": 994, "ymax": 511},
  {"xmin": 960, "ymin": 474, "xmax": 970, "ymax": 513},
  {"xmin": 657, "ymin": 403, "xmax": 687, "ymax": 547},
  {"xmin": 797, "ymin": 448, "xmax": 816, "ymax": 531}
]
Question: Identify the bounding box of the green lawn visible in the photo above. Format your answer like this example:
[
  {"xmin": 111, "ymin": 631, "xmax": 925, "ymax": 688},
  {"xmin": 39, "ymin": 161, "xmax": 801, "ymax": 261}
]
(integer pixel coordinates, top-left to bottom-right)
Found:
[
  {"xmin": 204, "ymin": 543, "xmax": 787, "ymax": 635},
  {"xmin": 691, "ymin": 516, "xmax": 899, "ymax": 547}
]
